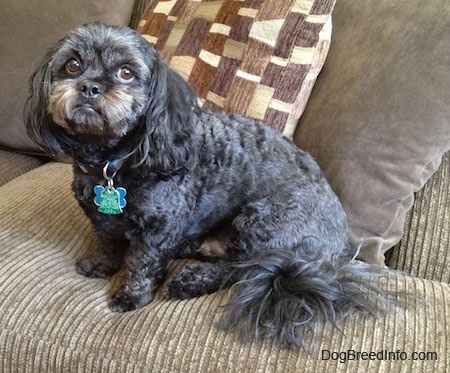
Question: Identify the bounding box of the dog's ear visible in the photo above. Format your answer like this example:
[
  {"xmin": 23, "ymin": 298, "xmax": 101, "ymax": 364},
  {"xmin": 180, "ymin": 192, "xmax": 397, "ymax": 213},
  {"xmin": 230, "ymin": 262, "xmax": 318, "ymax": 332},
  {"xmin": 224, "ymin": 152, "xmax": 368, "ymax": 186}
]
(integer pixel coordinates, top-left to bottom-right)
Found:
[
  {"xmin": 24, "ymin": 46, "xmax": 65, "ymax": 156},
  {"xmin": 137, "ymin": 58, "xmax": 198, "ymax": 174}
]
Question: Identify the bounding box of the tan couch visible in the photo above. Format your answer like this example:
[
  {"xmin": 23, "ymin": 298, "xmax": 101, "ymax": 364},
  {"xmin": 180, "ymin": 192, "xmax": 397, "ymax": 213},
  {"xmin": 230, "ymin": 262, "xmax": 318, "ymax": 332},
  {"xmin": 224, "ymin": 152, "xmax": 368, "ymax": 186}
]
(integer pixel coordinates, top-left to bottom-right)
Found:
[{"xmin": 0, "ymin": 0, "xmax": 448, "ymax": 372}]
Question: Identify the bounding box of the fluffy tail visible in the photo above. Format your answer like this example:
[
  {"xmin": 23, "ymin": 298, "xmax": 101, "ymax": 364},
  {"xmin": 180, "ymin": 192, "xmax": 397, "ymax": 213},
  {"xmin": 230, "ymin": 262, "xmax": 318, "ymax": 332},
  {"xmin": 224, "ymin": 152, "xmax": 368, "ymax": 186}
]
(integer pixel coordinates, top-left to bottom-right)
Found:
[{"xmin": 220, "ymin": 248, "xmax": 398, "ymax": 347}]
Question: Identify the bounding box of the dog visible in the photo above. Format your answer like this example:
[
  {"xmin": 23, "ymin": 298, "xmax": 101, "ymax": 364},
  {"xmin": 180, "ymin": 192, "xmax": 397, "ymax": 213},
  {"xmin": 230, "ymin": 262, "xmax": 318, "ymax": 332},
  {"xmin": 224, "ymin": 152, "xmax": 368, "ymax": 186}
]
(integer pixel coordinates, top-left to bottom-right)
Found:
[{"xmin": 25, "ymin": 22, "xmax": 394, "ymax": 347}]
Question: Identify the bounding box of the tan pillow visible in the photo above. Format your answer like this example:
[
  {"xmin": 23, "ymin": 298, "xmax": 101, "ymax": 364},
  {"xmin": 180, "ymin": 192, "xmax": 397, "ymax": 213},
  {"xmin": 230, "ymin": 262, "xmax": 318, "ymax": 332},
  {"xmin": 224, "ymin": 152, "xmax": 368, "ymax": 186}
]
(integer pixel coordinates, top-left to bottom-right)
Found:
[
  {"xmin": 0, "ymin": 0, "xmax": 136, "ymax": 154},
  {"xmin": 139, "ymin": 0, "xmax": 336, "ymax": 138},
  {"xmin": 295, "ymin": 0, "xmax": 450, "ymax": 264}
]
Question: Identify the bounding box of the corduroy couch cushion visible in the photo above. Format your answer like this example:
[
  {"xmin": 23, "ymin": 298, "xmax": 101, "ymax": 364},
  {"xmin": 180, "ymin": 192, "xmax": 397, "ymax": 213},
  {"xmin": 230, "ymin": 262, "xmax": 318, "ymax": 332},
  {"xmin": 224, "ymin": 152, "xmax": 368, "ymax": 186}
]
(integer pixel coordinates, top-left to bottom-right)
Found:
[
  {"xmin": 0, "ymin": 161, "xmax": 448, "ymax": 372},
  {"xmin": 388, "ymin": 151, "xmax": 450, "ymax": 283},
  {"xmin": 138, "ymin": 0, "xmax": 335, "ymax": 138},
  {"xmin": 0, "ymin": 150, "xmax": 45, "ymax": 187}
]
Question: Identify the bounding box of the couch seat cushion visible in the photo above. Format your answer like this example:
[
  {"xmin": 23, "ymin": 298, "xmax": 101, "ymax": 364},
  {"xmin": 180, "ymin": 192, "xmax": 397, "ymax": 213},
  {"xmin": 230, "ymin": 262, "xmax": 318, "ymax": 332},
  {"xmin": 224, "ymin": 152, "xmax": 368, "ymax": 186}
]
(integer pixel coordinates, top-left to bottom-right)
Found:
[
  {"xmin": 0, "ymin": 150, "xmax": 45, "ymax": 187},
  {"xmin": 0, "ymin": 162, "xmax": 448, "ymax": 372}
]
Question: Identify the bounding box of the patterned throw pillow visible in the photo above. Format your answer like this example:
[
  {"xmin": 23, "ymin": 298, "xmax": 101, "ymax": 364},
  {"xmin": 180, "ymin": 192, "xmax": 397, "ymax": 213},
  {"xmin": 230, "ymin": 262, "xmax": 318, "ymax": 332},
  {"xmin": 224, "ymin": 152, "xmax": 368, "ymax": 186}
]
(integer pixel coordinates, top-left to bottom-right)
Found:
[{"xmin": 139, "ymin": 0, "xmax": 335, "ymax": 138}]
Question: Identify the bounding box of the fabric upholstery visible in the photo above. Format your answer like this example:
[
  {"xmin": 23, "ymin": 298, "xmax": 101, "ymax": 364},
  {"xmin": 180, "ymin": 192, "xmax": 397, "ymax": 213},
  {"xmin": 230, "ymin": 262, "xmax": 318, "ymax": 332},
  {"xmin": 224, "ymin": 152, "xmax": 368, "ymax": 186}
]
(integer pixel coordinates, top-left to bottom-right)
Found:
[
  {"xmin": 130, "ymin": 0, "xmax": 153, "ymax": 29},
  {"xmin": 0, "ymin": 162, "xmax": 448, "ymax": 372},
  {"xmin": 0, "ymin": 0, "xmax": 136, "ymax": 154},
  {"xmin": 0, "ymin": 150, "xmax": 45, "ymax": 187},
  {"xmin": 139, "ymin": 0, "xmax": 335, "ymax": 138},
  {"xmin": 388, "ymin": 151, "xmax": 450, "ymax": 283},
  {"xmin": 294, "ymin": 0, "xmax": 450, "ymax": 264}
]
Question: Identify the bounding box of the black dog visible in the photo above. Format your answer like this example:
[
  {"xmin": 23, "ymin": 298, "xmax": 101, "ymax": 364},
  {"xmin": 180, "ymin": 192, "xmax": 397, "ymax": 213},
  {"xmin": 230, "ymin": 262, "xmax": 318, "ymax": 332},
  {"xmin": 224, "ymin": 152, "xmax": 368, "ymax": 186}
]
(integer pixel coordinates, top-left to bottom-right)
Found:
[{"xmin": 26, "ymin": 22, "xmax": 393, "ymax": 346}]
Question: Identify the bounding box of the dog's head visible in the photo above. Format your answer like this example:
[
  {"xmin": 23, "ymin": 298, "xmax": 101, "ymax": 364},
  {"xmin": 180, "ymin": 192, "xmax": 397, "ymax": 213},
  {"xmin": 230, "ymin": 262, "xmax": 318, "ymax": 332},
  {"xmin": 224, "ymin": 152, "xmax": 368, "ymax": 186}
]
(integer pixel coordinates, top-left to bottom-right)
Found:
[{"xmin": 26, "ymin": 22, "xmax": 197, "ymax": 171}]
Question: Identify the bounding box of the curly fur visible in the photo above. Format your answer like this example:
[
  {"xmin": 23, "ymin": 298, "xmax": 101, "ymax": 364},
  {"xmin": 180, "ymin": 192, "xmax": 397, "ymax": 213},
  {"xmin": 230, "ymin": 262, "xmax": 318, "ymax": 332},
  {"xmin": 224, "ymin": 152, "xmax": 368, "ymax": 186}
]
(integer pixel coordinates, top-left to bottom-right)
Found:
[{"xmin": 25, "ymin": 22, "xmax": 399, "ymax": 347}]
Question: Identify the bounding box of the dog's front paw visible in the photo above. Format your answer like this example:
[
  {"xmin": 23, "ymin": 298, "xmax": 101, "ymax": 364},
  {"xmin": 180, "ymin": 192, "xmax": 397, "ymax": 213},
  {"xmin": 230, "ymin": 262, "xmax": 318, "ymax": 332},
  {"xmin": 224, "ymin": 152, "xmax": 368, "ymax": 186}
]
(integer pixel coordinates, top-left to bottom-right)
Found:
[
  {"xmin": 108, "ymin": 288, "xmax": 154, "ymax": 313},
  {"xmin": 77, "ymin": 258, "xmax": 120, "ymax": 278}
]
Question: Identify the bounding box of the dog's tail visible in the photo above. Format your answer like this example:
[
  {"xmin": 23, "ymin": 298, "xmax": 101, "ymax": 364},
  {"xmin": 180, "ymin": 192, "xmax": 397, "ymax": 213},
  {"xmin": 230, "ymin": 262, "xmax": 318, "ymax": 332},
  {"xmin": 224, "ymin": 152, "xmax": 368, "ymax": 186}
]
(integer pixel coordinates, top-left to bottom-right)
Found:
[{"xmin": 220, "ymin": 247, "xmax": 398, "ymax": 347}]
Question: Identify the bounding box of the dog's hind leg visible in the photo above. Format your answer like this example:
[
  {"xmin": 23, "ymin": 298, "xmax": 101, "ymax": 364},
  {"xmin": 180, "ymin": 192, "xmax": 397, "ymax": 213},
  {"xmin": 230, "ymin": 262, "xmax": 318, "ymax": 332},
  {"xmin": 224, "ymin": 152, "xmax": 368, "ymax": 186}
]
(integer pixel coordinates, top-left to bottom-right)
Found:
[
  {"xmin": 164, "ymin": 261, "xmax": 233, "ymax": 299},
  {"xmin": 166, "ymin": 224, "xmax": 236, "ymax": 299},
  {"xmin": 218, "ymin": 193, "xmax": 395, "ymax": 347},
  {"xmin": 163, "ymin": 190, "xmax": 337, "ymax": 301}
]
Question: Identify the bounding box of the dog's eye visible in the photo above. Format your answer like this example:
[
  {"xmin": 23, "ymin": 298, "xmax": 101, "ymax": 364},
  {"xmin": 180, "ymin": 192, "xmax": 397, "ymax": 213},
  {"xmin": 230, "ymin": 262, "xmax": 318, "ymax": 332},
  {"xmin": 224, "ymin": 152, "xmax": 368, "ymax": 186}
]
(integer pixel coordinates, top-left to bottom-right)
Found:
[
  {"xmin": 65, "ymin": 58, "xmax": 81, "ymax": 76},
  {"xmin": 117, "ymin": 67, "xmax": 135, "ymax": 82}
]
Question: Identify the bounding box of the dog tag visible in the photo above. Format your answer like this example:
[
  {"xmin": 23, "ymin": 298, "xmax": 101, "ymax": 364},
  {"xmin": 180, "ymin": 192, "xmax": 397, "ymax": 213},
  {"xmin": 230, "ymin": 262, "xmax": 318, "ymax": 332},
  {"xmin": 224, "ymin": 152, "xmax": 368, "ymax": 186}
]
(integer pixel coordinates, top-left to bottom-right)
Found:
[{"xmin": 94, "ymin": 185, "xmax": 127, "ymax": 215}]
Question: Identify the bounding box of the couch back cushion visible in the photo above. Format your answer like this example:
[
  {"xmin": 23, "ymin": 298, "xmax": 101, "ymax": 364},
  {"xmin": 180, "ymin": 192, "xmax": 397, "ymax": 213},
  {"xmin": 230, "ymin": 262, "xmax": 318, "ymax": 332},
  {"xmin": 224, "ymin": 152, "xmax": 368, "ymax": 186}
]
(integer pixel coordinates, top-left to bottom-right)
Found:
[{"xmin": 294, "ymin": 0, "xmax": 450, "ymax": 263}]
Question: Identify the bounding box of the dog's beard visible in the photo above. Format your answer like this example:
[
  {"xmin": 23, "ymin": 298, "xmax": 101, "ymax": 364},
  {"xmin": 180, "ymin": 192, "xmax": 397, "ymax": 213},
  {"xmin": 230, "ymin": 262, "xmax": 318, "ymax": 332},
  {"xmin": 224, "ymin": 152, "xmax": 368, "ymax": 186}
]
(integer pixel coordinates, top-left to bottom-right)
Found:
[{"xmin": 48, "ymin": 80, "xmax": 142, "ymax": 137}]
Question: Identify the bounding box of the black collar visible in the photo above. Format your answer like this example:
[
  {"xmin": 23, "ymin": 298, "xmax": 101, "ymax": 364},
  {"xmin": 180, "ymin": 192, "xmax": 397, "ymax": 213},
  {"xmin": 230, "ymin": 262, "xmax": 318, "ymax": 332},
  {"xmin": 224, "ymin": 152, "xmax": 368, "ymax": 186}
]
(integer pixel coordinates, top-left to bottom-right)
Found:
[
  {"xmin": 76, "ymin": 157, "xmax": 188, "ymax": 184},
  {"xmin": 76, "ymin": 157, "xmax": 125, "ymax": 176}
]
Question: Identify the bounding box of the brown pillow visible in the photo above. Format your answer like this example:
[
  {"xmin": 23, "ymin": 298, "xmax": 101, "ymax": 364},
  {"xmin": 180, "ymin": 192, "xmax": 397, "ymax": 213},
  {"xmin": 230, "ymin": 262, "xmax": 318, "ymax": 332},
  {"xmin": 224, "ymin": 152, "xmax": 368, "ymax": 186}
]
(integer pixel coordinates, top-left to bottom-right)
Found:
[
  {"xmin": 294, "ymin": 0, "xmax": 450, "ymax": 264},
  {"xmin": 0, "ymin": 0, "xmax": 136, "ymax": 154},
  {"xmin": 139, "ymin": 0, "xmax": 336, "ymax": 138}
]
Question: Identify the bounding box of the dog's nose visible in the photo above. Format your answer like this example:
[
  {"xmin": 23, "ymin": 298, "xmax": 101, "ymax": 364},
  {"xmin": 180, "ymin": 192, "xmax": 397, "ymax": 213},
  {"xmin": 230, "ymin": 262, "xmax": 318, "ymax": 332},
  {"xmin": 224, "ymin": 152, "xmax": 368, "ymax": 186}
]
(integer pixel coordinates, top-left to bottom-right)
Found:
[{"xmin": 80, "ymin": 82, "xmax": 102, "ymax": 98}]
